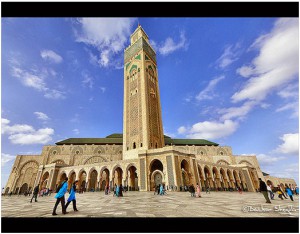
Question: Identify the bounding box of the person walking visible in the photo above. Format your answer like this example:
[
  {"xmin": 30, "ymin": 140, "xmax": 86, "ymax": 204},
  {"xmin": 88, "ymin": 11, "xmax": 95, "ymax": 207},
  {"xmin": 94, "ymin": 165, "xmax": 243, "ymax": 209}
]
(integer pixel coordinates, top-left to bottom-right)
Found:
[
  {"xmin": 267, "ymin": 184, "xmax": 274, "ymax": 200},
  {"xmin": 196, "ymin": 183, "xmax": 202, "ymax": 198},
  {"xmin": 156, "ymin": 184, "xmax": 160, "ymax": 195},
  {"xmin": 189, "ymin": 184, "xmax": 196, "ymax": 197},
  {"xmin": 52, "ymin": 177, "xmax": 69, "ymax": 215},
  {"xmin": 285, "ymin": 185, "xmax": 294, "ymax": 201},
  {"xmin": 65, "ymin": 180, "xmax": 79, "ymax": 212},
  {"xmin": 119, "ymin": 184, "xmax": 124, "ymax": 197},
  {"xmin": 259, "ymin": 178, "xmax": 271, "ymax": 203},
  {"xmin": 159, "ymin": 184, "xmax": 164, "ymax": 195},
  {"xmin": 278, "ymin": 185, "xmax": 288, "ymax": 199},
  {"xmin": 277, "ymin": 187, "xmax": 284, "ymax": 200},
  {"xmin": 30, "ymin": 184, "xmax": 39, "ymax": 203},
  {"xmin": 206, "ymin": 186, "xmax": 210, "ymax": 194}
]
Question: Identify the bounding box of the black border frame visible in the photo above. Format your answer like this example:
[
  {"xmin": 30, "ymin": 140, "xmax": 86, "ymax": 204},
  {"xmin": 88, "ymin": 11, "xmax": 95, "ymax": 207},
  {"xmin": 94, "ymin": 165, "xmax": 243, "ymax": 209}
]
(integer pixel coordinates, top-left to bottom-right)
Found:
[{"xmin": 1, "ymin": 1, "xmax": 299, "ymax": 233}]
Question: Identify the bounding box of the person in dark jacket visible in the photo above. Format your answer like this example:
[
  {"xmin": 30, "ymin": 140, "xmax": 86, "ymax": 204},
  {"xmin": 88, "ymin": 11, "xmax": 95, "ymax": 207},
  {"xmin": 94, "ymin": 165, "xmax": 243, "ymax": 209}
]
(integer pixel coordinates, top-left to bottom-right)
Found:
[
  {"xmin": 259, "ymin": 178, "xmax": 271, "ymax": 203},
  {"xmin": 30, "ymin": 184, "xmax": 40, "ymax": 203},
  {"xmin": 189, "ymin": 185, "xmax": 196, "ymax": 197}
]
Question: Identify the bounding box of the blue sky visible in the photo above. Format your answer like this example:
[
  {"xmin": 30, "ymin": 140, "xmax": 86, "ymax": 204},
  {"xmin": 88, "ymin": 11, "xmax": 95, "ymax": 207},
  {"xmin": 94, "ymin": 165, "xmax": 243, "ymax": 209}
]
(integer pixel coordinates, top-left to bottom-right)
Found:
[{"xmin": 1, "ymin": 17, "xmax": 299, "ymax": 187}]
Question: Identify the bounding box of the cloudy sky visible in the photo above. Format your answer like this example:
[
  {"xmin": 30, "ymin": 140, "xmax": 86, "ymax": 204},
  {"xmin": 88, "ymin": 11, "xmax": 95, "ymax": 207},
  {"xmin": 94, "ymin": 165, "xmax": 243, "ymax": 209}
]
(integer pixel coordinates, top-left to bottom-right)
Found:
[{"xmin": 1, "ymin": 18, "xmax": 299, "ymax": 187}]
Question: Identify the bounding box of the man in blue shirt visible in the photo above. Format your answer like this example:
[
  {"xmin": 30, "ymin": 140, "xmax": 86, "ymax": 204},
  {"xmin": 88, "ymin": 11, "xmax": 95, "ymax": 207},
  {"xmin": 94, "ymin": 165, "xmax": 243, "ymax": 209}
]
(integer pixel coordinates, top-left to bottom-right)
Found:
[{"xmin": 52, "ymin": 177, "xmax": 69, "ymax": 215}]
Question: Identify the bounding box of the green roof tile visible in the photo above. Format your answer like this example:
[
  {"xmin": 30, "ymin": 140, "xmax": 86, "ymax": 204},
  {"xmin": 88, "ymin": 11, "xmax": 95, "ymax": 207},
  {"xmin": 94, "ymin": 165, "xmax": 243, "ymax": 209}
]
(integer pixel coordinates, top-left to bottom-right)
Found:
[
  {"xmin": 106, "ymin": 133, "xmax": 123, "ymax": 138},
  {"xmin": 55, "ymin": 133, "xmax": 218, "ymax": 146}
]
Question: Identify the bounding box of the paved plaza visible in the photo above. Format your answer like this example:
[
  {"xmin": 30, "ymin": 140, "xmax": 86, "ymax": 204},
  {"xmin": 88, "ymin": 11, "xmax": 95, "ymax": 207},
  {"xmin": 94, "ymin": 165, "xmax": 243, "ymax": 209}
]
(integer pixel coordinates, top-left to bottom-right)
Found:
[{"xmin": 1, "ymin": 191, "xmax": 299, "ymax": 218}]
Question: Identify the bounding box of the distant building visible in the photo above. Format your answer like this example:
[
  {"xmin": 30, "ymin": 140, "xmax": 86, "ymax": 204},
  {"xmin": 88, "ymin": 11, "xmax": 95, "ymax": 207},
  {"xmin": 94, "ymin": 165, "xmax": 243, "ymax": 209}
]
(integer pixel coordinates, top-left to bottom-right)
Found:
[{"xmin": 4, "ymin": 25, "xmax": 297, "ymax": 195}]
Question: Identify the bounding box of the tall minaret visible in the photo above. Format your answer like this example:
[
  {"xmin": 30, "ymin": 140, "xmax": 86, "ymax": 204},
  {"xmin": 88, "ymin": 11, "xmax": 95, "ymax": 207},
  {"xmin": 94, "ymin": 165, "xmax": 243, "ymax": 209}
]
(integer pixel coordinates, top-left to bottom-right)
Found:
[{"xmin": 123, "ymin": 25, "xmax": 165, "ymax": 159}]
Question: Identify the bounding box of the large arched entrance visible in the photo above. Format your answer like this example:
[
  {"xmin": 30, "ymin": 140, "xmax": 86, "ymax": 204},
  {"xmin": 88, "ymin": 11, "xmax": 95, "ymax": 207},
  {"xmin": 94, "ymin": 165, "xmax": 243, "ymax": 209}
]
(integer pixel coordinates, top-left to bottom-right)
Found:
[
  {"xmin": 197, "ymin": 165, "xmax": 205, "ymax": 188},
  {"xmin": 181, "ymin": 159, "xmax": 192, "ymax": 187},
  {"xmin": 250, "ymin": 170, "xmax": 259, "ymax": 191},
  {"xmin": 204, "ymin": 166, "xmax": 212, "ymax": 189},
  {"xmin": 100, "ymin": 168, "xmax": 110, "ymax": 190},
  {"xmin": 212, "ymin": 167, "xmax": 220, "ymax": 190},
  {"xmin": 149, "ymin": 159, "xmax": 164, "ymax": 191},
  {"xmin": 113, "ymin": 167, "xmax": 123, "ymax": 186},
  {"xmin": 233, "ymin": 170, "xmax": 241, "ymax": 188},
  {"xmin": 41, "ymin": 172, "xmax": 49, "ymax": 189},
  {"xmin": 89, "ymin": 169, "xmax": 98, "ymax": 191},
  {"xmin": 127, "ymin": 165, "xmax": 138, "ymax": 191},
  {"xmin": 227, "ymin": 170, "xmax": 235, "ymax": 189},
  {"xmin": 239, "ymin": 171, "xmax": 247, "ymax": 190},
  {"xmin": 20, "ymin": 183, "xmax": 28, "ymax": 194},
  {"xmin": 220, "ymin": 168, "xmax": 228, "ymax": 190},
  {"xmin": 79, "ymin": 170, "xmax": 87, "ymax": 192}
]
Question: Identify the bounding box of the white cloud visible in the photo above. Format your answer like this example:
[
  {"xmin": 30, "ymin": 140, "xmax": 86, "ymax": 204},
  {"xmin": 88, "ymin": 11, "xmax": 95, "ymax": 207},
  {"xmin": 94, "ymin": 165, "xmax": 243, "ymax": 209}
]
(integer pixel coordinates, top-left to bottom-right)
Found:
[
  {"xmin": 2, "ymin": 118, "xmax": 34, "ymax": 134},
  {"xmin": 196, "ymin": 75, "xmax": 225, "ymax": 101},
  {"xmin": 44, "ymin": 89, "xmax": 66, "ymax": 100},
  {"xmin": 100, "ymin": 87, "xmax": 106, "ymax": 93},
  {"xmin": 73, "ymin": 129, "xmax": 80, "ymax": 135},
  {"xmin": 177, "ymin": 126, "xmax": 187, "ymax": 134},
  {"xmin": 217, "ymin": 43, "xmax": 241, "ymax": 69},
  {"xmin": 159, "ymin": 31, "xmax": 188, "ymax": 55},
  {"xmin": 11, "ymin": 67, "xmax": 47, "ymax": 91},
  {"xmin": 1, "ymin": 153, "xmax": 15, "ymax": 167},
  {"xmin": 271, "ymin": 163, "xmax": 299, "ymax": 181},
  {"xmin": 82, "ymin": 72, "xmax": 94, "ymax": 89},
  {"xmin": 73, "ymin": 18, "xmax": 136, "ymax": 68},
  {"xmin": 149, "ymin": 39, "xmax": 158, "ymax": 51},
  {"xmin": 256, "ymin": 154, "xmax": 285, "ymax": 166},
  {"xmin": 2, "ymin": 118, "xmax": 54, "ymax": 145},
  {"xmin": 34, "ymin": 112, "xmax": 50, "ymax": 121},
  {"xmin": 276, "ymin": 102, "xmax": 298, "ymax": 118},
  {"xmin": 185, "ymin": 120, "xmax": 239, "ymax": 140},
  {"xmin": 277, "ymin": 83, "xmax": 298, "ymax": 99},
  {"xmin": 40, "ymin": 50, "xmax": 63, "ymax": 63},
  {"xmin": 218, "ymin": 101, "xmax": 257, "ymax": 121},
  {"xmin": 10, "ymin": 65, "xmax": 66, "ymax": 100},
  {"xmin": 236, "ymin": 65, "xmax": 254, "ymax": 78},
  {"xmin": 274, "ymin": 133, "xmax": 299, "ymax": 155},
  {"xmin": 233, "ymin": 18, "xmax": 298, "ymax": 103},
  {"xmin": 8, "ymin": 128, "xmax": 54, "ymax": 145}
]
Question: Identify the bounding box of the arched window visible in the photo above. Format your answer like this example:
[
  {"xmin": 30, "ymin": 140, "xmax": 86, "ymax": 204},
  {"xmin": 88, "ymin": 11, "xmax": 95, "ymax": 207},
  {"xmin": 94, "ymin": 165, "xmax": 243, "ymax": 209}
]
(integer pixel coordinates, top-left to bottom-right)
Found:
[
  {"xmin": 140, "ymin": 143, "xmax": 143, "ymax": 147},
  {"xmin": 133, "ymin": 142, "xmax": 136, "ymax": 149},
  {"xmin": 155, "ymin": 143, "xmax": 158, "ymax": 148}
]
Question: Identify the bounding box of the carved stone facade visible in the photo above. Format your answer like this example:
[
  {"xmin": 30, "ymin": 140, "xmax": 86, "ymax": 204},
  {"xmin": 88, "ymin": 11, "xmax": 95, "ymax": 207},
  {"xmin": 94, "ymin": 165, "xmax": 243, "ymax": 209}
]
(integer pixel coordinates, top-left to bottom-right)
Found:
[{"xmin": 4, "ymin": 25, "xmax": 297, "ymax": 195}]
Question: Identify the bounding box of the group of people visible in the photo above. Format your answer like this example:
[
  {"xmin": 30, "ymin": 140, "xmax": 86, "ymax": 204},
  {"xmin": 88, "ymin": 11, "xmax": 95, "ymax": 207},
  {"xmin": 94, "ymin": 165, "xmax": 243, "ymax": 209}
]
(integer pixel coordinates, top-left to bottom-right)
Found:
[
  {"xmin": 113, "ymin": 184, "xmax": 124, "ymax": 197},
  {"xmin": 51, "ymin": 177, "xmax": 79, "ymax": 215},
  {"xmin": 259, "ymin": 178, "xmax": 298, "ymax": 203},
  {"xmin": 188, "ymin": 183, "xmax": 202, "ymax": 197},
  {"xmin": 29, "ymin": 177, "xmax": 79, "ymax": 215},
  {"xmin": 154, "ymin": 184, "xmax": 167, "ymax": 195}
]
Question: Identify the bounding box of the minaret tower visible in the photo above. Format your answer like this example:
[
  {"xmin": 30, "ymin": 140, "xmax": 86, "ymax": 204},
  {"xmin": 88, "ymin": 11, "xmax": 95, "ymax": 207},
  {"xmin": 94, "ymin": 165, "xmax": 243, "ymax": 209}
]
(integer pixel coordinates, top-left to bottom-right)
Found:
[{"xmin": 123, "ymin": 25, "xmax": 165, "ymax": 159}]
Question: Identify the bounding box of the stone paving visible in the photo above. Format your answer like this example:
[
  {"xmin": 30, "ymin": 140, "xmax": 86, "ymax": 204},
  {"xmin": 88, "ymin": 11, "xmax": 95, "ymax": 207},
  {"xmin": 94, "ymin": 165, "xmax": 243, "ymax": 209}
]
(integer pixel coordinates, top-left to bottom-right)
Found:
[{"xmin": 1, "ymin": 191, "xmax": 299, "ymax": 217}]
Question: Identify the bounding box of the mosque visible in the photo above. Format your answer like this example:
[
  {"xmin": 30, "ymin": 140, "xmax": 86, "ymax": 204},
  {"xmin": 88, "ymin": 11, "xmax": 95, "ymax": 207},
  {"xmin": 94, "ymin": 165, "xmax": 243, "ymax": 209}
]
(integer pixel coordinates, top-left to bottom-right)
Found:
[{"xmin": 4, "ymin": 25, "xmax": 297, "ymax": 195}]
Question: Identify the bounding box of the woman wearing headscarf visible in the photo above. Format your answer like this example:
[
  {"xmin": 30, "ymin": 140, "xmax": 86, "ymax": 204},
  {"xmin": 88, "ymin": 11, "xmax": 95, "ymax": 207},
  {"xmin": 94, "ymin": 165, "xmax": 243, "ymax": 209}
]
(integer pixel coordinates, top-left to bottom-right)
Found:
[
  {"xmin": 196, "ymin": 183, "xmax": 202, "ymax": 198},
  {"xmin": 285, "ymin": 185, "xmax": 294, "ymax": 201},
  {"xmin": 65, "ymin": 180, "xmax": 79, "ymax": 212},
  {"xmin": 52, "ymin": 177, "xmax": 69, "ymax": 215},
  {"xmin": 116, "ymin": 184, "xmax": 120, "ymax": 197},
  {"xmin": 159, "ymin": 184, "xmax": 164, "ymax": 195}
]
